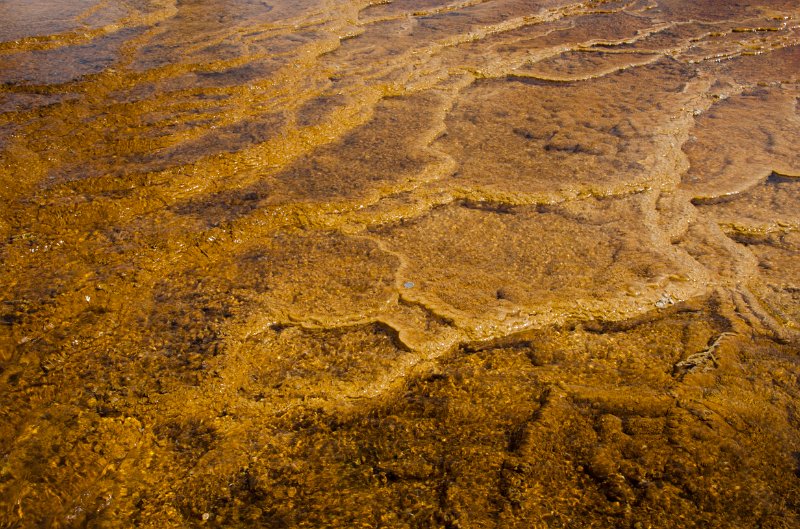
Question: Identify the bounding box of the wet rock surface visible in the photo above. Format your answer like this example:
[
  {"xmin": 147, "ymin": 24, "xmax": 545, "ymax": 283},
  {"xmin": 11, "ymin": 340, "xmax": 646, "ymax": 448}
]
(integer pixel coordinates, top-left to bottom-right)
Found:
[{"xmin": 1, "ymin": 0, "xmax": 799, "ymax": 527}]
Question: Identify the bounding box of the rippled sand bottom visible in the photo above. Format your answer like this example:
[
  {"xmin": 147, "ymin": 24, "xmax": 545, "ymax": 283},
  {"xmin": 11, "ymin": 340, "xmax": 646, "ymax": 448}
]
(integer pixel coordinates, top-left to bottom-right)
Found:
[{"xmin": 1, "ymin": 0, "xmax": 800, "ymax": 527}]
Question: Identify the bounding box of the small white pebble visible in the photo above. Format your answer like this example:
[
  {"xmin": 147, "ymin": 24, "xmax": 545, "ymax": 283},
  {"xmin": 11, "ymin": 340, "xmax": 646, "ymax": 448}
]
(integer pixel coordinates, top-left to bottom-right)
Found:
[
  {"xmin": 202, "ymin": 512, "xmax": 210, "ymax": 521},
  {"xmin": 85, "ymin": 295, "xmax": 91, "ymax": 303},
  {"xmin": 655, "ymin": 292, "xmax": 675, "ymax": 309}
]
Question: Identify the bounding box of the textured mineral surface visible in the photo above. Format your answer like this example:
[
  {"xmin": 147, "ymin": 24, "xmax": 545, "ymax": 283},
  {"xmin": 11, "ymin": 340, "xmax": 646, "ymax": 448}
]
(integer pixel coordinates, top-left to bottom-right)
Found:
[{"xmin": 1, "ymin": 1, "xmax": 799, "ymax": 527}]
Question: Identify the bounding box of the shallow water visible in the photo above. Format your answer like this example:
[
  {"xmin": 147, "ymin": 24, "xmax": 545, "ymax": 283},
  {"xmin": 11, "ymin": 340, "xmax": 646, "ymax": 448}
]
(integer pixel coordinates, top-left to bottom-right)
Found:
[{"xmin": 1, "ymin": 0, "xmax": 799, "ymax": 527}]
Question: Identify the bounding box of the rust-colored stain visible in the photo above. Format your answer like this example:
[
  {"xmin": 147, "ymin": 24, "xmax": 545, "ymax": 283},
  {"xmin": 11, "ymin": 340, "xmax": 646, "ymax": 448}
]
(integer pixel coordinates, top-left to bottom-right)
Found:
[{"xmin": 1, "ymin": 0, "xmax": 799, "ymax": 527}]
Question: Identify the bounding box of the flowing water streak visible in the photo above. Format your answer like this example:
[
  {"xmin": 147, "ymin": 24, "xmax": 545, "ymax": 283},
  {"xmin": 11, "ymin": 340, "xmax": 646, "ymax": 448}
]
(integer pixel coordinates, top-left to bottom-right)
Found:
[{"xmin": 1, "ymin": 0, "xmax": 800, "ymax": 527}]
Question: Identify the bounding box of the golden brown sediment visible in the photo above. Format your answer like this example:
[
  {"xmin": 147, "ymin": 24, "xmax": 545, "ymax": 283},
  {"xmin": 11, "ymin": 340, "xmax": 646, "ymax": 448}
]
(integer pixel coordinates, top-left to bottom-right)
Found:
[{"xmin": 1, "ymin": 0, "xmax": 799, "ymax": 527}]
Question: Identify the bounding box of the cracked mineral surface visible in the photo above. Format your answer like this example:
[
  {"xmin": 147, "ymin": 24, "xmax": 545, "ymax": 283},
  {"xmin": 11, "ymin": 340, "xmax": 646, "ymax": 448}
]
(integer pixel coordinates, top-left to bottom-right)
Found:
[{"xmin": 1, "ymin": 0, "xmax": 799, "ymax": 527}]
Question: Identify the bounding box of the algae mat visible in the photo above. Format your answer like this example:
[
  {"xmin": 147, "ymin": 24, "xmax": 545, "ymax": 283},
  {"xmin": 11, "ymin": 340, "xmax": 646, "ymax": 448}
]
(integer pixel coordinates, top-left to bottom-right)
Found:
[{"xmin": 1, "ymin": 0, "xmax": 800, "ymax": 527}]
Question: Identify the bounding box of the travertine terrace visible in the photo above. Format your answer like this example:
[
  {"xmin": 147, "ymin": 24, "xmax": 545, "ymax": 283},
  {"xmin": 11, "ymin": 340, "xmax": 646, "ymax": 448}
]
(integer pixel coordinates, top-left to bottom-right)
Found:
[{"xmin": 1, "ymin": 1, "xmax": 799, "ymax": 527}]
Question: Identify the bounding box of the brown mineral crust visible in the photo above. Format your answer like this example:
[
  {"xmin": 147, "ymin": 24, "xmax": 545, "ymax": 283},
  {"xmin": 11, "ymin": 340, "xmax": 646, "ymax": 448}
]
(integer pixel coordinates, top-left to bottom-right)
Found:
[{"xmin": 1, "ymin": 0, "xmax": 800, "ymax": 527}]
